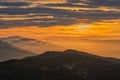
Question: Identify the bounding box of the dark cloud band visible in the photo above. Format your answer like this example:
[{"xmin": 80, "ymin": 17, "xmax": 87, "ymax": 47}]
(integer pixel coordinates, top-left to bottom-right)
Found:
[
  {"xmin": 0, "ymin": 2, "xmax": 30, "ymax": 6},
  {"xmin": 0, "ymin": 0, "xmax": 120, "ymax": 28}
]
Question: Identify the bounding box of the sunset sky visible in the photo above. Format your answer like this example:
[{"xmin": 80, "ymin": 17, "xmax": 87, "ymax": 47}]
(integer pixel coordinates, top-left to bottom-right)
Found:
[{"xmin": 0, "ymin": 0, "xmax": 120, "ymax": 58}]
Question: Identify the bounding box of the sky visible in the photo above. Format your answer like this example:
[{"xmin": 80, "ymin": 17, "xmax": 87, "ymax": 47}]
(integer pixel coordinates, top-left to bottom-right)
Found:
[{"xmin": 0, "ymin": 0, "xmax": 120, "ymax": 58}]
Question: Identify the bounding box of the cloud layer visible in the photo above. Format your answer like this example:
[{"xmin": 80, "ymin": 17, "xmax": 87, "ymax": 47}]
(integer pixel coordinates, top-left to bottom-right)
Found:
[{"xmin": 0, "ymin": 0, "xmax": 120, "ymax": 28}]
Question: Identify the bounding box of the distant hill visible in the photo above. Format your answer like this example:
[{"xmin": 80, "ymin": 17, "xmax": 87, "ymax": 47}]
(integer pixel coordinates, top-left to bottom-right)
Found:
[
  {"xmin": 0, "ymin": 49, "xmax": 120, "ymax": 80},
  {"xmin": 1, "ymin": 36, "xmax": 64, "ymax": 54},
  {"xmin": 0, "ymin": 40, "xmax": 34, "ymax": 62}
]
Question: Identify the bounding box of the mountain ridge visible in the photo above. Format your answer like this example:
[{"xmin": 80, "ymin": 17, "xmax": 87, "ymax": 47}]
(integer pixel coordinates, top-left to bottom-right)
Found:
[
  {"xmin": 0, "ymin": 50, "xmax": 120, "ymax": 80},
  {"xmin": 0, "ymin": 40, "xmax": 34, "ymax": 62},
  {"xmin": 1, "ymin": 36, "xmax": 65, "ymax": 54}
]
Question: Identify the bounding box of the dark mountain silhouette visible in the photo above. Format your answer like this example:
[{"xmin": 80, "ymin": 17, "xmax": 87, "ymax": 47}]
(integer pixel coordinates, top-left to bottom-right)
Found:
[
  {"xmin": 0, "ymin": 40, "xmax": 34, "ymax": 62},
  {"xmin": 0, "ymin": 49, "xmax": 120, "ymax": 80}
]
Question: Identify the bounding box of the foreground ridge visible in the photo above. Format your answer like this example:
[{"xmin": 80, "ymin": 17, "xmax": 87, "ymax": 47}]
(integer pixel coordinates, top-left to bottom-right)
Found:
[{"xmin": 0, "ymin": 49, "xmax": 120, "ymax": 80}]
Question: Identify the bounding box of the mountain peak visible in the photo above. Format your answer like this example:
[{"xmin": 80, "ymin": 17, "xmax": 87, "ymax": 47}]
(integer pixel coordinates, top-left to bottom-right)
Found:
[
  {"xmin": 63, "ymin": 49, "xmax": 81, "ymax": 53},
  {"xmin": 7, "ymin": 36, "xmax": 23, "ymax": 39},
  {"xmin": 1, "ymin": 36, "xmax": 64, "ymax": 54},
  {"xmin": 2, "ymin": 36, "xmax": 41, "ymax": 44},
  {"xmin": 40, "ymin": 50, "xmax": 84, "ymax": 57},
  {"xmin": 63, "ymin": 49, "xmax": 89, "ymax": 55},
  {"xmin": 2, "ymin": 36, "xmax": 27, "ymax": 42},
  {"xmin": 42, "ymin": 51, "xmax": 62, "ymax": 55}
]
